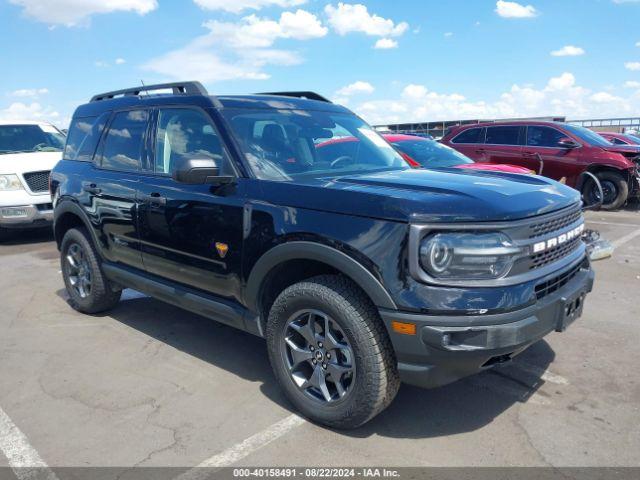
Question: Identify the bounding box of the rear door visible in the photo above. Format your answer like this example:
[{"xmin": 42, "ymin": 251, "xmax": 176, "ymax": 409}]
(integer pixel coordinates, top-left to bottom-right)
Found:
[
  {"xmin": 87, "ymin": 109, "xmax": 150, "ymax": 270},
  {"xmin": 483, "ymin": 125, "xmax": 526, "ymax": 168},
  {"xmin": 524, "ymin": 125, "xmax": 582, "ymax": 181},
  {"xmin": 137, "ymin": 106, "xmax": 246, "ymax": 302}
]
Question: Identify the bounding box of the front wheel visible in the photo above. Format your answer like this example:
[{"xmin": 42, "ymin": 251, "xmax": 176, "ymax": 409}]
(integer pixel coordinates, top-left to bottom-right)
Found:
[
  {"xmin": 583, "ymin": 171, "xmax": 629, "ymax": 210},
  {"xmin": 266, "ymin": 275, "xmax": 400, "ymax": 429},
  {"xmin": 60, "ymin": 228, "xmax": 121, "ymax": 314}
]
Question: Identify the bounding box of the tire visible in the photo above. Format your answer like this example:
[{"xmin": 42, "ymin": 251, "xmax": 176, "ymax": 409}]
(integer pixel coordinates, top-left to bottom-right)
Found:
[
  {"xmin": 60, "ymin": 227, "xmax": 121, "ymax": 314},
  {"xmin": 0, "ymin": 227, "xmax": 10, "ymax": 242},
  {"xmin": 583, "ymin": 171, "xmax": 629, "ymax": 211},
  {"xmin": 266, "ymin": 275, "xmax": 400, "ymax": 429}
]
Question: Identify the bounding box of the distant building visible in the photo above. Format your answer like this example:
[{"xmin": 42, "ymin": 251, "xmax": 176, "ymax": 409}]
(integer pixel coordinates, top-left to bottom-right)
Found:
[{"xmin": 376, "ymin": 116, "xmax": 640, "ymax": 138}]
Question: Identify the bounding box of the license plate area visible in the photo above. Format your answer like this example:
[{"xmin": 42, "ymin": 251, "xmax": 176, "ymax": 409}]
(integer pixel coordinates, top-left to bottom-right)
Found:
[{"xmin": 557, "ymin": 290, "xmax": 587, "ymax": 332}]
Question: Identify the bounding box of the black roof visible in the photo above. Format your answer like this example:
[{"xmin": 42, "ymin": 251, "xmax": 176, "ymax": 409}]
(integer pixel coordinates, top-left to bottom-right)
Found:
[{"xmin": 73, "ymin": 82, "xmax": 349, "ymax": 118}]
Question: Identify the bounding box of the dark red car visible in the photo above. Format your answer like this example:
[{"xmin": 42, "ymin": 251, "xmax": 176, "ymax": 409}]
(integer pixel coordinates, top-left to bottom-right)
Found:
[
  {"xmin": 441, "ymin": 121, "xmax": 640, "ymax": 209},
  {"xmin": 599, "ymin": 132, "xmax": 640, "ymax": 146}
]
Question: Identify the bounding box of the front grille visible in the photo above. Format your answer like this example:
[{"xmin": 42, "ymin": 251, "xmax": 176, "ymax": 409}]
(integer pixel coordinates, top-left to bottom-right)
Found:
[
  {"xmin": 530, "ymin": 236, "xmax": 582, "ymax": 270},
  {"xmin": 23, "ymin": 170, "xmax": 50, "ymax": 193},
  {"xmin": 535, "ymin": 261, "xmax": 584, "ymax": 300},
  {"xmin": 529, "ymin": 207, "xmax": 582, "ymax": 239}
]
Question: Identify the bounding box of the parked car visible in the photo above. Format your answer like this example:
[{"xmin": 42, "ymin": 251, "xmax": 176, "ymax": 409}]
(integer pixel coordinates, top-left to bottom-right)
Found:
[
  {"xmin": 441, "ymin": 121, "xmax": 640, "ymax": 210},
  {"xmin": 599, "ymin": 132, "xmax": 640, "ymax": 146},
  {"xmin": 0, "ymin": 120, "xmax": 65, "ymax": 240},
  {"xmin": 384, "ymin": 133, "xmax": 532, "ymax": 174},
  {"xmin": 51, "ymin": 83, "xmax": 594, "ymax": 428}
]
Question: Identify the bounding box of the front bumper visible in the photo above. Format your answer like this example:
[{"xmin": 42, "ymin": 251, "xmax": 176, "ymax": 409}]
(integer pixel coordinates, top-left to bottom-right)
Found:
[
  {"xmin": 380, "ymin": 261, "xmax": 595, "ymax": 389},
  {"xmin": 0, "ymin": 204, "xmax": 53, "ymax": 228}
]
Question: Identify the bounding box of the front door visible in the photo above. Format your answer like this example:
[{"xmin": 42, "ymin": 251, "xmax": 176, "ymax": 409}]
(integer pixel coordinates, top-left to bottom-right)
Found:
[
  {"xmin": 523, "ymin": 125, "xmax": 583, "ymax": 184},
  {"xmin": 137, "ymin": 107, "xmax": 245, "ymax": 302}
]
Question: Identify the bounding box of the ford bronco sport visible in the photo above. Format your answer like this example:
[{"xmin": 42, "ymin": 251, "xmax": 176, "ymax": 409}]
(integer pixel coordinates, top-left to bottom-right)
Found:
[{"xmin": 51, "ymin": 82, "xmax": 595, "ymax": 428}]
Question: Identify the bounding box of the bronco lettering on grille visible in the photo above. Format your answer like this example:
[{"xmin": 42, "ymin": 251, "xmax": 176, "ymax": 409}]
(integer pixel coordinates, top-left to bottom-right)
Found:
[{"xmin": 532, "ymin": 223, "xmax": 585, "ymax": 253}]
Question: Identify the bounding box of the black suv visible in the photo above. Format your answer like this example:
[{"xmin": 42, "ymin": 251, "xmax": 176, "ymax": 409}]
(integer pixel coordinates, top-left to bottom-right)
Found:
[{"xmin": 51, "ymin": 82, "xmax": 595, "ymax": 428}]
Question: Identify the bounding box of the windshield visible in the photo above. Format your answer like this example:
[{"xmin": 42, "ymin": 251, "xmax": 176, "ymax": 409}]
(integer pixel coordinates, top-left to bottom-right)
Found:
[
  {"xmin": 221, "ymin": 109, "xmax": 408, "ymax": 181},
  {"xmin": 623, "ymin": 133, "xmax": 640, "ymax": 145},
  {"xmin": 0, "ymin": 124, "xmax": 65, "ymax": 154},
  {"xmin": 563, "ymin": 124, "xmax": 613, "ymax": 147},
  {"xmin": 390, "ymin": 138, "xmax": 473, "ymax": 168}
]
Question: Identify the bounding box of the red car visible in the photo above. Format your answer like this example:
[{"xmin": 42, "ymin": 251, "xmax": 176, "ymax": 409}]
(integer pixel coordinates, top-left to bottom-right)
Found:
[
  {"xmin": 599, "ymin": 132, "xmax": 640, "ymax": 146},
  {"xmin": 315, "ymin": 134, "xmax": 531, "ymax": 175},
  {"xmin": 383, "ymin": 134, "xmax": 531, "ymax": 174},
  {"xmin": 441, "ymin": 121, "xmax": 640, "ymax": 210}
]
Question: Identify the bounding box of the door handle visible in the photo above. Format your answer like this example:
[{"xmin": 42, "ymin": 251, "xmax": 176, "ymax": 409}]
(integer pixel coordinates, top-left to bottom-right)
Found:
[
  {"xmin": 142, "ymin": 193, "xmax": 167, "ymax": 206},
  {"xmin": 83, "ymin": 183, "xmax": 101, "ymax": 194}
]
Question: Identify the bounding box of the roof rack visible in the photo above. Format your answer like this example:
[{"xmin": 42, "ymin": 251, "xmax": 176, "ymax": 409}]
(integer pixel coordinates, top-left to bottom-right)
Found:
[
  {"xmin": 257, "ymin": 91, "xmax": 332, "ymax": 103},
  {"xmin": 90, "ymin": 81, "xmax": 208, "ymax": 102}
]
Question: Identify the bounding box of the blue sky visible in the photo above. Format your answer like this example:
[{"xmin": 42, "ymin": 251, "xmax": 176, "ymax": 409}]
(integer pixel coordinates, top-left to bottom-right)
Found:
[{"xmin": 1, "ymin": 0, "xmax": 639, "ymax": 127}]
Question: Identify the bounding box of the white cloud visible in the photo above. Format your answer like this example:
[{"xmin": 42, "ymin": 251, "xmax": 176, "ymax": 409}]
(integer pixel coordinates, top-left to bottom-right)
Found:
[
  {"xmin": 351, "ymin": 73, "xmax": 640, "ymax": 126},
  {"xmin": 9, "ymin": 0, "xmax": 157, "ymax": 27},
  {"xmin": 625, "ymin": 61, "xmax": 640, "ymax": 71},
  {"xmin": 193, "ymin": 0, "xmax": 306, "ymax": 14},
  {"xmin": 325, "ymin": 3, "xmax": 408, "ymax": 37},
  {"xmin": 94, "ymin": 60, "xmax": 109, "ymax": 68},
  {"xmin": 336, "ymin": 81, "xmax": 374, "ymax": 97},
  {"xmin": 9, "ymin": 88, "xmax": 48, "ymax": 98},
  {"xmin": 0, "ymin": 102, "xmax": 60, "ymax": 123},
  {"xmin": 374, "ymin": 38, "xmax": 397, "ymax": 49},
  {"xmin": 495, "ymin": 0, "xmax": 538, "ymax": 18},
  {"xmin": 143, "ymin": 10, "xmax": 326, "ymax": 83},
  {"xmin": 551, "ymin": 45, "xmax": 585, "ymax": 57},
  {"xmin": 444, "ymin": 32, "xmax": 453, "ymax": 38},
  {"xmin": 624, "ymin": 80, "xmax": 640, "ymax": 88},
  {"xmin": 636, "ymin": 41, "xmax": 640, "ymax": 47},
  {"xmin": 115, "ymin": 58, "xmax": 126, "ymax": 64}
]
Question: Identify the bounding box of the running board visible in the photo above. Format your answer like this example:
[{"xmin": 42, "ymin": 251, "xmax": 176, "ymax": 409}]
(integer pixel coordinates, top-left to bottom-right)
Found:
[{"xmin": 102, "ymin": 263, "xmax": 263, "ymax": 337}]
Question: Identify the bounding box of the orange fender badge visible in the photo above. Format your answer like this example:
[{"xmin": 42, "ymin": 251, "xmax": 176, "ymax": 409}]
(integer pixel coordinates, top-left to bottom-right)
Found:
[{"xmin": 215, "ymin": 242, "xmax": 229, "ymax": 259}]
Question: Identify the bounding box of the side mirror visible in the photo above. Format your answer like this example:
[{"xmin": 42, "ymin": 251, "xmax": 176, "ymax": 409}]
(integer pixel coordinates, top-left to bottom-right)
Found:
[
  {"xmin": 558, "ymin": 137, "xmax": 579, "ymax": 149},
  {"xmin": 171, "ymin": 157, "xmax": 233, "ymax": 185}
]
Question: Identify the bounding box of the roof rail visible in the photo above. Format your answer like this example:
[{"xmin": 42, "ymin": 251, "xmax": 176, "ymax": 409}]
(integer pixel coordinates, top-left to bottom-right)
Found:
[
  {"xmin": 90, "ymin": 81, "xmax": 208, "ymax": 102},
  {"xmin": 257, "ymin": 91, "xmax": 332, "ymax": 103}
]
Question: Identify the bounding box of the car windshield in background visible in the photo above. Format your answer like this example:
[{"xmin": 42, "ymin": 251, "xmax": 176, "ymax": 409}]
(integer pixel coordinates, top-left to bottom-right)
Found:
[
  {"xmin": 0, "ymin": 124, "xmax": 65, "ymax": 154},
  {"xmin": 562, "ymin": 124, "xmax": 613, "ymax": 147},
  {"xmin": 221, "ymin": 109, "xmax": 408, "ymax": 181},
  {"xmin": 392, "ymin": 138, "xmax": 474, "ymax": 168}
]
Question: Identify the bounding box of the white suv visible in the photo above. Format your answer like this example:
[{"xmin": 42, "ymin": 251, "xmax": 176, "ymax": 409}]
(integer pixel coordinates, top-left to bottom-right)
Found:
[{"xmin": 0, "ymin": 120, "xmax": 65, "ymax": 240}]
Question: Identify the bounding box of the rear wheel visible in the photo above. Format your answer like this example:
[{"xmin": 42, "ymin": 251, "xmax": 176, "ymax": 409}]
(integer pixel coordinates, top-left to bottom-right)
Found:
[
  {"xmin": 266, "ymin": 275, "xmax": 399, "ymax": 429},
  {"xmin": 60, "ymin": 228, "xmax": 121, "ymax": 314},
  {"xmin": 583, "ymin": 171, "xmax": 628, "ymax": 211}
]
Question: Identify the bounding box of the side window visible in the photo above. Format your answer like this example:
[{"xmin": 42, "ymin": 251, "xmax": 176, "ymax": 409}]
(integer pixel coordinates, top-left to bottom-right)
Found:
[
  {"xmin": 155, "ymin": 108, "xmax": 230, "ymax": 175},
  {"xmin": 527, "ymin": 126, "xmax": 567, "ymax": 148},
  {"xmin": 452, "ymin": 127, "xmax": 484, "ymax": 144},
  {"xmin": 609, "ymin": 137, "xmax": 625, "ymax": 145},
  {"xmin": 486, "ymin": 126, "xmax": 521, "ymax": 145},
  {"xmin": 99, "ymin": 110, "xmax": 148, "ymax": 171},
  {"xmin": 63, "ymin": 113, "xmax": 110, "ymax": 161}
]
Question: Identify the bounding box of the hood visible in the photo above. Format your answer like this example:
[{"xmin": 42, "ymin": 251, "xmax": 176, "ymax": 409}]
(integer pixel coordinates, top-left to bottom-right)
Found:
[
  {"xmin": 602, "ymin": 144, "xmax": 640, "ymax": 160},
  {"xmin": 0, "ymin": 151, "xmax": 62, "ymax": 175},
  {"xmin": 456, "ymin": 162, "xmax": 532, "ymax": 174},
  {"xmin": 258, "ymin": 168, "xmax": 581, "ymax": 223}
]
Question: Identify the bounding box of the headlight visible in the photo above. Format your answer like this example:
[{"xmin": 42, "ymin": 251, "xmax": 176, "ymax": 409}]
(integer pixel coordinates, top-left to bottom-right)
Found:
[
  {"xmin": 0, "ymin": 174, "xmax": 24, "ymax": 191},
  {"xmin": 419, "ymin": 232, "xmax": 521, "ymax": 281}
]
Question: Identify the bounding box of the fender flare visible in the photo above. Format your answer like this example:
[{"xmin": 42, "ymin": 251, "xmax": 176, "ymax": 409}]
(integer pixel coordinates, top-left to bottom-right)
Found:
[
  {"xmin": 53, "ymin": 200, "xmax": 100, "ymax": 250},
  {"xmin": 245, "ymin": 241, "xmax": 397, "ymax": 312}
]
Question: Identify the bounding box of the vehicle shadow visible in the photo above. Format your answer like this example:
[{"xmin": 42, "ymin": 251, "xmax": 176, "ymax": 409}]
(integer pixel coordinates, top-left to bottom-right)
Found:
[
  {"xmin": 84, "ymin": 291, "xmax": 556, "ymax": 439},
  {"xmin": 0, "ymin": 227, "xmax": 54, "ymax": 246}
]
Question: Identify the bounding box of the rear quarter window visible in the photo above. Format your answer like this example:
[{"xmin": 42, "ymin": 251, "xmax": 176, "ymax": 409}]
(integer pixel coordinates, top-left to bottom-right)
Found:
[
  {"xmin": 452, "ymin": 127, "xmax": 485, "ymax": 144},
  {"xmin": 63, "ymin": 113, "xmax": 110, "ymax": 161}
]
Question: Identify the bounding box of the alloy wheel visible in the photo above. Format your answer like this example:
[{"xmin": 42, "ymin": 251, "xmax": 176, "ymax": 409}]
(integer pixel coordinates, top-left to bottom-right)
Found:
[
  {"xmin": 66, "ymin": 243, "xmax": 92, "ymax": 299},
  {"xmin": 282, "ymin": 309, "xmax": 356, "ymax": 403}
]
